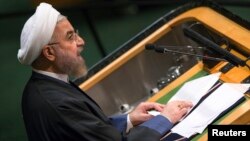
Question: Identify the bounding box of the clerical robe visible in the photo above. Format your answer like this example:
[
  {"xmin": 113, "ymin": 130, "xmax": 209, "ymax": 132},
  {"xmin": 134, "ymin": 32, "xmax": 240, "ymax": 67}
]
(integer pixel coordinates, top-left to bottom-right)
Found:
[{"xmin": 22, "ymin": 72, "xmax": 172, "ymax": 141}]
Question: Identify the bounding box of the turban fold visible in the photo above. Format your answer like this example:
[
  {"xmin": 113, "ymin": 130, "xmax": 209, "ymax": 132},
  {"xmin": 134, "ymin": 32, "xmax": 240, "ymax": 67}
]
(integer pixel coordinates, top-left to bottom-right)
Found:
[{"xmin": 18, "ymin": 3, "xmax": 60, "ymax": 65}]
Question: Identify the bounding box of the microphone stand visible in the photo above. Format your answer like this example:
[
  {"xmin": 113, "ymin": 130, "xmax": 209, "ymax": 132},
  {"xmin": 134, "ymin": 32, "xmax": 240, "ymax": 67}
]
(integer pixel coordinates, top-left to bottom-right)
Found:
[
  {"xmin": 145, "ymin": 44, "xmax": 227, "ymax": 62},
  {"xmin": 162, "ymin": 48, "xmax": 227, "ymax": 62}
]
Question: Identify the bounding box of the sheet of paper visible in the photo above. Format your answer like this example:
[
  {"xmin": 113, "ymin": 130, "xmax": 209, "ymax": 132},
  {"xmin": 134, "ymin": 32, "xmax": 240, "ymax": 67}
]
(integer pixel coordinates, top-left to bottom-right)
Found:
[
  {"xmin": 148, "ymin": 73, "xmax": 221, "ymax": 116},
  {"xmin": 171, "ymin": 83, "xmax": 250, "ymax": 138},
  {"xmin": 148, "ymin": 110, "xmax": 161, "ymax": 116},
  {"xmin": 169, "ymin": 72, "xmax": 221, "ymax": 106}
]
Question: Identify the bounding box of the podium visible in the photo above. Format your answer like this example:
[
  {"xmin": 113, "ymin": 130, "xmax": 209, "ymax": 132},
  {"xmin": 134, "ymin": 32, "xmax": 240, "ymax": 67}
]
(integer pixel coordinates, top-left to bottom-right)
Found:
[{"xmin": 76, "ymin": 0, "xmax": 250, "ymax": 140}]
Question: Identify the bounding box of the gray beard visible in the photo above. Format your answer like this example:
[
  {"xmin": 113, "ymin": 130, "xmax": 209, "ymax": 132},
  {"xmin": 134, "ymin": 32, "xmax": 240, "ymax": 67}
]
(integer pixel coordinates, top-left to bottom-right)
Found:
[{"xmin": 55, "ymin": 51, "xmax": 88, "ymax": 79}]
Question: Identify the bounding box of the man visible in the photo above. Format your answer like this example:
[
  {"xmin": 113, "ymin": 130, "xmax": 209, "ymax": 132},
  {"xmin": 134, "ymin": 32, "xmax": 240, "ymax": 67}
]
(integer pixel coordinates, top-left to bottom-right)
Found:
[{"xmin": 18, "ymin": 3, "xmax": 192, "ymax": 141}]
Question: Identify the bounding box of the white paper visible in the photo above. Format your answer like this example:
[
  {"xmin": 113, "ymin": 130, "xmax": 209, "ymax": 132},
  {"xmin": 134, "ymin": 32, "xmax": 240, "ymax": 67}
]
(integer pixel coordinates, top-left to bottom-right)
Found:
[
  {"xmin": 148, "ymin": 73, "xmax": 221, "ymax": 116},
  {"xmin": 171, "ymin": 83, "xmax": 250, "ymax": 138},
  {"xmin": 148, "ymin": 110, "xmax": 160, "ymax": 116},
  {"xmin": 169, "ymin": 72, "xmax": 221, "ymax": 108}
]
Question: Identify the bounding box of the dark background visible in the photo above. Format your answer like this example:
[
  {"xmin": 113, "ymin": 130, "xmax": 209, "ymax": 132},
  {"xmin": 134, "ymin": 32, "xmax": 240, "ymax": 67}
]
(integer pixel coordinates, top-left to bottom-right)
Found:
[{"xmin": 0, "ymin": 0, "xmax": 249, "ymax": 140}]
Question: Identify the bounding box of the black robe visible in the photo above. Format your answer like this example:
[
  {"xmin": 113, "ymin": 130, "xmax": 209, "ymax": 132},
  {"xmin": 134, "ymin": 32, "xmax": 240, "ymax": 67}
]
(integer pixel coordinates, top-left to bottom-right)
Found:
[{"xmin": 22, "ymin": 72, "xmax": 162, "ymax": 141}]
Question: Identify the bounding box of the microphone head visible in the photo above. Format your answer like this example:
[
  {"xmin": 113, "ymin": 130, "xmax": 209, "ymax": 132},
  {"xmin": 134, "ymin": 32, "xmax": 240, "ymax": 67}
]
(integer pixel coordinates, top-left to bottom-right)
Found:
[{"xmin": 145, "ymin": 44, "xmax": 155, "ymax": 50}]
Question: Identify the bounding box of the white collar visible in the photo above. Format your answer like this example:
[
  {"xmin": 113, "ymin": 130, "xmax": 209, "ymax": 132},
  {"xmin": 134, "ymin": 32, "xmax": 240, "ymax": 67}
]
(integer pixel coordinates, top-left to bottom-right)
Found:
[{"xmin": 33, "ymin": 69, "xmax": 69, "ymax": 83}]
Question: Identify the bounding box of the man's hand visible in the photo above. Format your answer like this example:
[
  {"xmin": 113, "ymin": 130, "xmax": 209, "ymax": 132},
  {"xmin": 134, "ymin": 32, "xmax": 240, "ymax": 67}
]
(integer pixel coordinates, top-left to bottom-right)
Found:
[
  {"xmin": 161, "ymin": 100, "xmax": 193, "ymax": 124},
  {"xmin": 129, "ymin": 102, "xmax": 164, "ymax": 126}
]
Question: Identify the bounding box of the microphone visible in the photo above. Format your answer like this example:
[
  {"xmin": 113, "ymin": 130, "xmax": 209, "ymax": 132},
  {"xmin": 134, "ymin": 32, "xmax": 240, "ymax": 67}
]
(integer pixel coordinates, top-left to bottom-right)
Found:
[
  {"xmin": 145, "ymin": 44, "xmax": 227, "ymax": 62},
  {"xmin": 183, "ymin": 27, "xmax": 246, "ymax": 66}
]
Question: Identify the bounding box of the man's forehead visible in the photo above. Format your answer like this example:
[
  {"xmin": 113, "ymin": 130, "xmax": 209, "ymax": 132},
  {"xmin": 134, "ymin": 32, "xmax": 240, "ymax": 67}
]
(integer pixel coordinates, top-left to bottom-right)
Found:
[{"xmin": 55, "ymin": 19, "xmax": 74, "ymax": 33}]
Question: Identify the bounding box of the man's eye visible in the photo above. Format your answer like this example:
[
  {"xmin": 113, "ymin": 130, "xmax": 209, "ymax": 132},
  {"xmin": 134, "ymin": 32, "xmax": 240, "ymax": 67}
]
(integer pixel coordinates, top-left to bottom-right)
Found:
[{"xmin": 67, "ymin": 33, "xmax": 74, "ymax": 40}]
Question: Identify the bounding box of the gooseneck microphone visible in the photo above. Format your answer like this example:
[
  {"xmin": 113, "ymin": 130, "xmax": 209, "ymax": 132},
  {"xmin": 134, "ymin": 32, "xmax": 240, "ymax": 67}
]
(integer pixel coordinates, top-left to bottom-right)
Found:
[
  {"xmin": 145, "ymin": 44, "xmax": 227, "ymax": 62},
  {"xmin": 183, "ymin": 27, "xmax": 246, "ymax": 67}
]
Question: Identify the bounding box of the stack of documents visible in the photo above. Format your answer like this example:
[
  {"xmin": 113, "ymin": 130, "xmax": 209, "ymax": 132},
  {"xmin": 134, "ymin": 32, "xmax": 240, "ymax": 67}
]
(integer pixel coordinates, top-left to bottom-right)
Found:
[{"xmin": 169, "ymin": 73, "xmax": 250, "ymax": 138}]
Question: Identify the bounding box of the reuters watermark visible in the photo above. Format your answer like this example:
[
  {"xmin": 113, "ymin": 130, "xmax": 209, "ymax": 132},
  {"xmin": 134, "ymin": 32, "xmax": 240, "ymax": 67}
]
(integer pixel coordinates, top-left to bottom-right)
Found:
[{"xmin": 208, "ymin": 125, "xmax": 249, "ymax": 140}]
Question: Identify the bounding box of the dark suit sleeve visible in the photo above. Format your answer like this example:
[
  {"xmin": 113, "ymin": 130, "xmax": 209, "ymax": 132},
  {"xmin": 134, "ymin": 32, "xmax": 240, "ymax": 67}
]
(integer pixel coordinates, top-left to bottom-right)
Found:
[
  {"xmin": 140, "ymin": 115, "xmax": 173, "ymax": 135},
  {"xmin": 56, "ymin": 99, "xmax": 163, "ymax": 141},
  {"xmin": 109, "ymin": 114, "xmax": 173, "ymax": 136},
  {"xmin": 109, "ymin": 114, "xmax": 127, "ymax": 132},
  {"xmin": 57, "ymin": 99, "xmax": 121, "ymax": 141}
]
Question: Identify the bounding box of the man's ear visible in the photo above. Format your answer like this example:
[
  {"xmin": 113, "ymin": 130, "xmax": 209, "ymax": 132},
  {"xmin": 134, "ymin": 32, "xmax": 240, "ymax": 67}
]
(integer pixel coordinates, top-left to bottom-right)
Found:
[{"xmin": 42, "ymin": 45, "xmax": 56, "ymax": 61}]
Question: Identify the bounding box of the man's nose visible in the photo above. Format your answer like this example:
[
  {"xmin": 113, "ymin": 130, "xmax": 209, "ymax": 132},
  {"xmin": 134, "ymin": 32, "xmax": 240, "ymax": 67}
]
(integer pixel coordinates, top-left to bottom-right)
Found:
[{"xmin": 76, "ymin": 35, "xmax": 85, "ymax": 46}]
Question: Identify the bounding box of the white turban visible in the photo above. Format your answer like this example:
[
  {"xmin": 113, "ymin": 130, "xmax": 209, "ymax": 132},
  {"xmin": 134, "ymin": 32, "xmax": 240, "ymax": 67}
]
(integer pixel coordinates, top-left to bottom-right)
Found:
[{"xmin": 18, "ymin": 3, "xmax": 60, "ymax": 65}]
